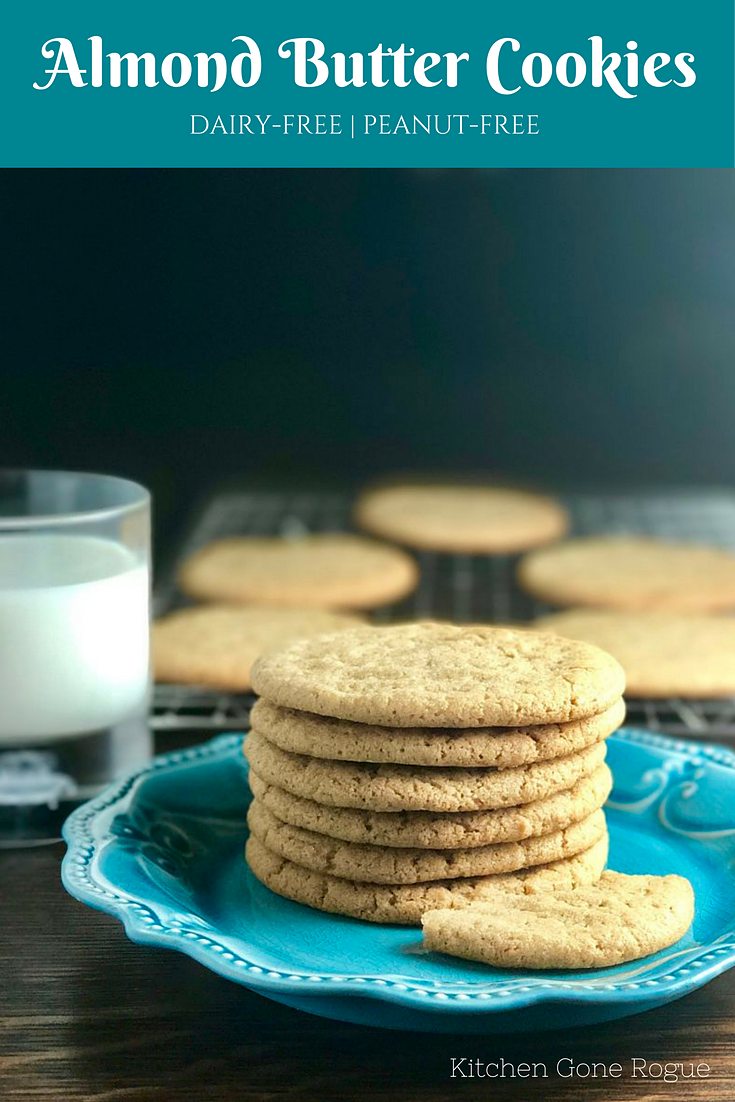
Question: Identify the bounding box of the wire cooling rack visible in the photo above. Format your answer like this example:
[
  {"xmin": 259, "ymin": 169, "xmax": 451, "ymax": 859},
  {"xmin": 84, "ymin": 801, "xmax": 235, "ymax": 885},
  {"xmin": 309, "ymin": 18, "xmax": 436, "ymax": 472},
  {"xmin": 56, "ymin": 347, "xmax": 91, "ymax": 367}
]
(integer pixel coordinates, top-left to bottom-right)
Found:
[{"xmin": 153, "ymin": 487, "xmax": 735, "ymax": 738}]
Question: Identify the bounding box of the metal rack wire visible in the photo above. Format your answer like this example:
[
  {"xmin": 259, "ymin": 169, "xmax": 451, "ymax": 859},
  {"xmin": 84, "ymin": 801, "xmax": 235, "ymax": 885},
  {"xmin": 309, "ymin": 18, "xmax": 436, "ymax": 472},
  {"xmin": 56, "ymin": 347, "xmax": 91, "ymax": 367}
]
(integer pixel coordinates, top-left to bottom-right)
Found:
[{"xmin": 153, "ymin": 487, "xmax": 735, "ymax": 738}]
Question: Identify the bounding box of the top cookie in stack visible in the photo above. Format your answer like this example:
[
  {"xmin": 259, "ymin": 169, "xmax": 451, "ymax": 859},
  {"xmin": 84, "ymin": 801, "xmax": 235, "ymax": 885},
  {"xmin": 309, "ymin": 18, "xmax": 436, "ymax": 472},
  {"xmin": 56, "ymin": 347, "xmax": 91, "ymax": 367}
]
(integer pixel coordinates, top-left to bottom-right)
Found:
[{"xmin": 245, "ymin": 623, "xmax": 625, "ymax": 924}]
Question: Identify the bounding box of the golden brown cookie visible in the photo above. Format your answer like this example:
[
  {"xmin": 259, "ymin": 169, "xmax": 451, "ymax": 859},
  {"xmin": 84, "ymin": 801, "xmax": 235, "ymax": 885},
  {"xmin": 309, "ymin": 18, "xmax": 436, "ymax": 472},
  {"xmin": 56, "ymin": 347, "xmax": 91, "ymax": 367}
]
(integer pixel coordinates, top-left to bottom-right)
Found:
[
  {"xmin": 536, "ymin": 610, "xmax": 735, "ymax": 698},
  {"xmin": 355, "ymin": 483, "xmax": 568, "ymax": 553},
  {"xmin": 247, "ymin": 801, "xmax": 607, "ymax": 884},
  {"xmin": 250, "ymin": 622, "xmax": 625, "ymax": 727},
  {"xmin": 249, "ymin": 697, "xmax": 624, "ymax": 768},
  {"xmin": 519, "ymin": 536, "xmax": 735, "ymax": 612},
  {"xmin": 244, "ymin": 730, "xmax": 607, "ymax": 812},
  {"xmin": 247, "ymin": 764, "xmax": 613, "ymax": 849},
  {"xmin": 245, "ymin": 833, "xmax": 609, "ymax": 925},
  {"xmin": 422, "ymin": 871, "xmax": 694, "ymax": 968},
  {"xmin": 179, "ymin": 534, "xmax": 418, "ymax": 609},
  {"xmin": 153, "ymin": 606, "xmax": 364, "ymax": 690}
]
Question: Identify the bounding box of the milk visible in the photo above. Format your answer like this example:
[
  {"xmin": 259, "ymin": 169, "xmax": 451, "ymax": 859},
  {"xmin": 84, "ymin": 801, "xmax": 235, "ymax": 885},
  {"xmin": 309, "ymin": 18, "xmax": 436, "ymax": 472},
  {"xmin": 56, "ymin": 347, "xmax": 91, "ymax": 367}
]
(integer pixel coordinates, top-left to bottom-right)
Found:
[{"xmin": 0, "ymin": 535, "xmax": 149, "ymax": 743}]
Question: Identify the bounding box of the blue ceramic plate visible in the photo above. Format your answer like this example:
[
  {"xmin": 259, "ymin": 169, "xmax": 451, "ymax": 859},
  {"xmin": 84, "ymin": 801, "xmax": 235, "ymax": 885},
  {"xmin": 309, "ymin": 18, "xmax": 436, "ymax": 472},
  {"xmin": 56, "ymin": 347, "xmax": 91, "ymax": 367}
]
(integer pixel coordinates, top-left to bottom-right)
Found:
[{"xmin": 62, "ymin": 729, "xmax": 735, "ymax": 1033}]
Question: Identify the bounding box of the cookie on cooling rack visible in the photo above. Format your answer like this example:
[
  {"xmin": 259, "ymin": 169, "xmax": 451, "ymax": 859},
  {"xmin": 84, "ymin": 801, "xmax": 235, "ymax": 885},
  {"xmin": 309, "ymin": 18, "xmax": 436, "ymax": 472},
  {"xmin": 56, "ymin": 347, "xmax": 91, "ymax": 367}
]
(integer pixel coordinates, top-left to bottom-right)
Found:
[
  {"xmin": 355, "ymin": 482, "xmax": 568, "ymax": 553},
  {"xmin": 178, "ymin": 533, "xmax": 418, "ymax": 610},
  {"xmin": 519, "ymin": 536, "xmax": 735, "ymax": 612},
  {"xmin": 152, "ymin": 605, "xmax": 364, "ymax": 691},
  {"xmin": 536, "ymin": 609, "xmax": 735, "ymax": 698}
]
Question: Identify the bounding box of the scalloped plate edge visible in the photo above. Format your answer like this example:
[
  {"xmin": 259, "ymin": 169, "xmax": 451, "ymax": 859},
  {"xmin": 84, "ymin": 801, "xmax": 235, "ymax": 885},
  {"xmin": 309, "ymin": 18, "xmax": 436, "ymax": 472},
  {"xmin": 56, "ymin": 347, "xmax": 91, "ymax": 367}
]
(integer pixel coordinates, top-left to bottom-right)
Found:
[{"xmin": 61, "ymin": 729, "xmax": 735, "ymax": 1015}]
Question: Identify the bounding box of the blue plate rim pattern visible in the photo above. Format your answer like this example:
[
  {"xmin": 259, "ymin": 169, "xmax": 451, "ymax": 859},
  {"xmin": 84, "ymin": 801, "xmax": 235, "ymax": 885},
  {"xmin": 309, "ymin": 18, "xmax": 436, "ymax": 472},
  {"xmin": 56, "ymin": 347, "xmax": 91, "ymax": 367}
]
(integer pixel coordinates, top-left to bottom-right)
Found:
[{"xmin": 61, "ymin": 728, "xmax": 735, "ymax": 1016}]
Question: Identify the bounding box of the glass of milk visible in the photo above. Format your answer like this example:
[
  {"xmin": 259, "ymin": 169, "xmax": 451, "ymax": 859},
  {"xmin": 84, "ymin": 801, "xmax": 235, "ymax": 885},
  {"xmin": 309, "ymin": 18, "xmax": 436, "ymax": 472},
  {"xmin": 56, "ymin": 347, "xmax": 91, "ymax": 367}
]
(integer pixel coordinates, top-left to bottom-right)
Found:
[{"xmin": 0, "ymin": 470, "xmax": 152, "ymax": 846}]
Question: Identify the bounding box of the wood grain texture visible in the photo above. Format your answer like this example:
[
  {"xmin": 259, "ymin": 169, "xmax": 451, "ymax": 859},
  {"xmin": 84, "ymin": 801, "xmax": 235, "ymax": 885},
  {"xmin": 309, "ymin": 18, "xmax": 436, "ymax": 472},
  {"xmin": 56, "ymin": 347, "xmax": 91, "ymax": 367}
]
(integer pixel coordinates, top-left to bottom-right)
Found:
[{"xmin": 2, "ymin": 732, "xmax": 735, "ymax": 1102}]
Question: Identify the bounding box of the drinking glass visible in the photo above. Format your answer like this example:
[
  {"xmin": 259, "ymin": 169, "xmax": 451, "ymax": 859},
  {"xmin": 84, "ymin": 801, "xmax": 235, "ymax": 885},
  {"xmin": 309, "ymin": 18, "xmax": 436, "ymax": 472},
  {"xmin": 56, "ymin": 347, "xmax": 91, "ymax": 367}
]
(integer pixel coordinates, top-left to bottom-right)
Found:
[{"xmin": 0, "ymin": 470, "xmax": 152, "ymax": 846}]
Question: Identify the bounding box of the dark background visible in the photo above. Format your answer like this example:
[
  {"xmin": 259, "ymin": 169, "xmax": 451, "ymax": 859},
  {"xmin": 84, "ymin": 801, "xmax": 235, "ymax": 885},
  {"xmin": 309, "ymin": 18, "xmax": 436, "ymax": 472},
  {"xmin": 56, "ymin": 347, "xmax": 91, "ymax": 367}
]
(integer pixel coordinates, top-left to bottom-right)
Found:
[{"xmin": 1, "ymin": 168, "xmax": 734, "ymax": 547}]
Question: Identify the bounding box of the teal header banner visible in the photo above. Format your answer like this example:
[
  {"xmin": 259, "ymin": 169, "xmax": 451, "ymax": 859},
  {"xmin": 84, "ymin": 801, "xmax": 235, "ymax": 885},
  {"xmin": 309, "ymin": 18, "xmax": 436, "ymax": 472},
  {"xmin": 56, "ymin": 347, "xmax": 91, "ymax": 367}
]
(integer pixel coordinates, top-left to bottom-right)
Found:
[{"xmin": 3, "ymin": 0, "xmax": 733, "ymax": 167}]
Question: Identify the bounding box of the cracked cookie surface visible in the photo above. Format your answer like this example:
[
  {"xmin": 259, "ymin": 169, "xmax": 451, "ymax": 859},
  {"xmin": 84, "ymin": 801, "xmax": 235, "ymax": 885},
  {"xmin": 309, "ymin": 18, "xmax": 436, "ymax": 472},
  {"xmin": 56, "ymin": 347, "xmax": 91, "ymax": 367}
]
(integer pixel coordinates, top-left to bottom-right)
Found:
[
  {"xmin": 422, "ymin": 870, "xmax": 695, "ymax": 968},
  {"xmin": 249, "ymin": 697, "xmax": 624, "ymax": 767},
  {"xmin": 247, "ymin": 764, "xmax": 613, "ymax": 848},
  {"xmin": 250, "ymin": 622, "xmax": 625, "ymax": 727},
  {"xmin": 245, "ymin": 834, "xmax": 608, "ymax": 924},
  {"xmin": 247, "ymin": 801, "xmax": 607, "ymax": 884},
  {"xmin": 244, "ymin": 731, "xmax": 607, "ymax": 812}
]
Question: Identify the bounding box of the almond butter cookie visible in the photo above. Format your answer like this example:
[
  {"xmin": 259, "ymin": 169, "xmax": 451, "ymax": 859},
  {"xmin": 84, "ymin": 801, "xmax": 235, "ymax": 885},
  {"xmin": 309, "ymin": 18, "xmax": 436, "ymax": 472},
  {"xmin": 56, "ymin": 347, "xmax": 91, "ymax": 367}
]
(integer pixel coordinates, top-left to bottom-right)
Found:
[
  {"xmin": 244, "ymin": 731, "xmax": 607, "ymax": 813},
  {"xmin": 519, "ymin": 536, "xmax": 735, "ymax": 612},
  {"xmin": 537, "ymin": 609, "xmax": 735, "ymax": 698},
  {"xmin": 247, "ymin": 801, "xmax": 607, "ymax": 884},
  {"xmin": 355, "ymin": 483, "xmax": 568, "ymax": 553},
  {"xmin": 249, "ymin": 697, "xmax": 624, "ymax": 767},
  {"xmin": 179, "ymin": 534, "xmax": 418, "ymax": 609},
  {"xmin": 250, "ymin": 623, "xmax": 625, "ymax": 727},
  {"xmin": 247, "ymin": 764, "xmax": 613, "ymax": 849},
  {"xmin": 153, "ymin": 605, "xmax": 363, "ymax": 690},
  {"xmin": 422, "ymin": 870, "xmax": 694, "ymax": 968},
  {"xmin": 245, "ymin": 833, "xmax": 609, "ymax": 925}
]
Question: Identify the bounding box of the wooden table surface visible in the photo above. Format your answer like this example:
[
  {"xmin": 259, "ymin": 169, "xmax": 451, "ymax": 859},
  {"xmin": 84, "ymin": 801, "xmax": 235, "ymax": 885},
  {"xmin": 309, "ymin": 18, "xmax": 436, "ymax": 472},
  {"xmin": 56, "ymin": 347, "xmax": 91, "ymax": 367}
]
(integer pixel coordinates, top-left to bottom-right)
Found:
[{"xmin": 2, "ymin": 730, "xmax": 734, "ymax": 1102}]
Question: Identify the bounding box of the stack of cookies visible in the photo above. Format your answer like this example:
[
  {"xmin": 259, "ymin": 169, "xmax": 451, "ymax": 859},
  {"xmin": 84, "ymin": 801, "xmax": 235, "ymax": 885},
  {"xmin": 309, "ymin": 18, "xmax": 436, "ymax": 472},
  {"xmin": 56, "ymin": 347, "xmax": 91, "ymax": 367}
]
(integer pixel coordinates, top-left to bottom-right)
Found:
[{"xmin": 245, "ymin": 623, "xmax": 626, "ymax": 925}]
